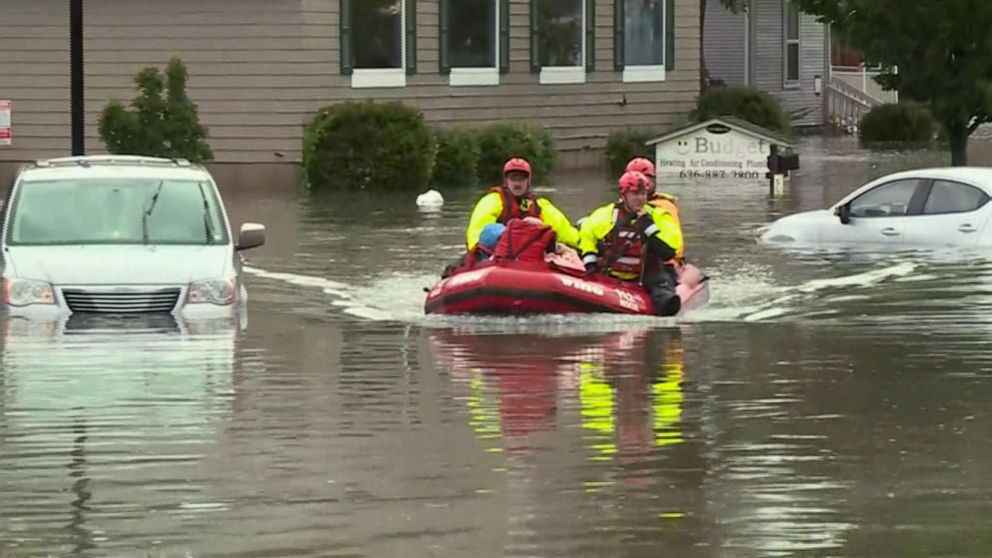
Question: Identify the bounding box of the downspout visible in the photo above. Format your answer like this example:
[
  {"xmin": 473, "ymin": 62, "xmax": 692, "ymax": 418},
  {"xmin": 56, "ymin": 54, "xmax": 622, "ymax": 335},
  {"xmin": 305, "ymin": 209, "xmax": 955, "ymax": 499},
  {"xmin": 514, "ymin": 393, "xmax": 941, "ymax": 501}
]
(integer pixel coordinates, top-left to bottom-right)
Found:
[{"xmin": 744, "ymin": 5, "xmax": 750, "ymax": 85}]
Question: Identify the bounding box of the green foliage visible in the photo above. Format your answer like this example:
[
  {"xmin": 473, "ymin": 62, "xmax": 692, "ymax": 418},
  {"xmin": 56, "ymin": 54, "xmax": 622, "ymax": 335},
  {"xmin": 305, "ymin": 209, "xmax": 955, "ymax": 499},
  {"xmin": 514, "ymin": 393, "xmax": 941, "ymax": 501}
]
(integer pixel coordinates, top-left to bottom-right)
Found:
[
  {"xmin": 98, "ymin": 56, "xmax": 213, "ymax": 163},
  {"xmin": 432, "ymin": 127, "xmax": 481, "ymax": 188},
  {"xmin": 303, "ymin": 100, "xmax": 436, "ymax": 191},
  {"xmin": 690, "ymin": 85, "xmax": 791, "ymax": 133},
  {"xmin": 605, "ymin": 129, "xmax": 655, "ymax": 176},
  {"xmin": 793, "ymin": 0, "xmax": 992, "ymax": 165},
  {"xmin": 859, "ymin": 103, "xmax": 935, "ymax": 146},
  {"xmin": 476, "ymin": 121, "xmax": 557, "ymax": 185}
]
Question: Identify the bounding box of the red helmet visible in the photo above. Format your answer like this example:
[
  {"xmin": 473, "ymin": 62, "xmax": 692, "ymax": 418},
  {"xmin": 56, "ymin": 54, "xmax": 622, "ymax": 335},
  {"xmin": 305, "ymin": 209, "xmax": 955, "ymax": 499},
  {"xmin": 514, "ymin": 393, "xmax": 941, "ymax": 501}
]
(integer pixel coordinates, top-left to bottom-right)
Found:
[
  {"xmin": 625, "ymin": 157, "xmax": 656, "ymax": 179},
  {"xmin": 503, "ymin": 158, "xmax": 532, "ymax": 177},
  {"xmin": 618, "ymin": 171, "xmax": 651, "ymax": 194}
]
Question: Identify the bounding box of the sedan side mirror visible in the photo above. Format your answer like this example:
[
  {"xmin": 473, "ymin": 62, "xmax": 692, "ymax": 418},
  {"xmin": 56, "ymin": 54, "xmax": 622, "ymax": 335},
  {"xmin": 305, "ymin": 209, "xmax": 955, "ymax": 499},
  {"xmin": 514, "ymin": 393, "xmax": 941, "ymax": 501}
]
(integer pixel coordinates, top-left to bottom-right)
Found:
[
  {"xmin": 834, "ymin": 204, "xmax": 851, "ymax": 225},
  {"xmin": 236, "ymin": 222, "xmax": 266, "ymax": 251}
]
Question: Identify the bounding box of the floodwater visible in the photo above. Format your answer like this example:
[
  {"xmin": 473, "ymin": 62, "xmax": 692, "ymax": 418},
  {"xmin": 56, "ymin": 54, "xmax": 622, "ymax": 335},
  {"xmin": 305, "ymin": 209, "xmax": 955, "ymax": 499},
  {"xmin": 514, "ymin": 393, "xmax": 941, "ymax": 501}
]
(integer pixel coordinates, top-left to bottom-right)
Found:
[{"xmin": 4, "ymin": 136, "xmax": 992, "ymax": 557}]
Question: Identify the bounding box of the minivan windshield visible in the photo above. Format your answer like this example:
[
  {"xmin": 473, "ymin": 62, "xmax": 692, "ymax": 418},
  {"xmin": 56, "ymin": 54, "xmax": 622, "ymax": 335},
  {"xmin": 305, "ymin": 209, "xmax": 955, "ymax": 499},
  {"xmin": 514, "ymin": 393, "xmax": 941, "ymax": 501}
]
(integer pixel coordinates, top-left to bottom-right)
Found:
[{"xmin": 6, "ymin": 178, "xmax": 229, "ymax": 246}]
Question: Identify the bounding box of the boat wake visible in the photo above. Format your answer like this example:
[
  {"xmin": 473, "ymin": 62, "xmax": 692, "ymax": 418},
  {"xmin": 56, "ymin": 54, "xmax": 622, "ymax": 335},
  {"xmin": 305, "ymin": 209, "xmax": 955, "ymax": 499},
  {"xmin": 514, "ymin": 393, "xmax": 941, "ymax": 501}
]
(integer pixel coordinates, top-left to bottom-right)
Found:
[{"xmin": 243, "ymin": 260, "xmax": 921, "ymax": 327}]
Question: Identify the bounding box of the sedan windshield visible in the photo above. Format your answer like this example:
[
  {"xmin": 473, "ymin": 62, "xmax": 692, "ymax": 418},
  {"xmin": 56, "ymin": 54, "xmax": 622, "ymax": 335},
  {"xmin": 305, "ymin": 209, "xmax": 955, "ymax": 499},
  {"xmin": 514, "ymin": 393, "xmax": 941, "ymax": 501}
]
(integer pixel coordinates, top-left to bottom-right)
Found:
[{"xmin": 7, "ymin": 178, "xmax": 228, "ymax": 246}]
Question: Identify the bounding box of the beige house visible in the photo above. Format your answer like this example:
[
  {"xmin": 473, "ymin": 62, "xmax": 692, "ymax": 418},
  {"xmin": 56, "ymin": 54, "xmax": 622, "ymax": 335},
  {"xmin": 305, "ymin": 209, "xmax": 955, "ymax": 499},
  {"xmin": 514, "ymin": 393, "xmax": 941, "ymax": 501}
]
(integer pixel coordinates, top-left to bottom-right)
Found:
[{"xmin": 1, "ymin": 0, "xmax": 700, "ymax": 180}]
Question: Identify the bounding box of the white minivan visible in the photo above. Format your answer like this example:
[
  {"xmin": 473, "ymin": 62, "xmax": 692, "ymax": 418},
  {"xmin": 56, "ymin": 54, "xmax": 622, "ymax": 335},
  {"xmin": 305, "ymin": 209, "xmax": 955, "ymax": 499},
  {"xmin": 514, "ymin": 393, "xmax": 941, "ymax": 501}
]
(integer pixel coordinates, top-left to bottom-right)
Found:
[{"xmin": 1, "ymin": 155, "xmax": 265, "ymax": 320}]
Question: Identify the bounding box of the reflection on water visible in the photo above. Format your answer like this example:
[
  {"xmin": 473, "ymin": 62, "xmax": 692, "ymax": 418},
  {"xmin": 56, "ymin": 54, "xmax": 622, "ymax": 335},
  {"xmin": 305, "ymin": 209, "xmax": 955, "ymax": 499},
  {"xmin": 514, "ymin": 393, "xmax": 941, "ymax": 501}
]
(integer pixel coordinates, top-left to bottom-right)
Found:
[
  {"xmin": 8, "ymin": 137, "xmax": 992, "ymax": 555},
  {"xmin": 429, "ymin": 328, "xmax": 684, "ymax": 464},
  {"xmin": 426, "ymin": 326, "xmax": 706, "ymax": 555},
  {"xmin": 0, "ymin": 316, "xmax": 237, "ymax": 555}
]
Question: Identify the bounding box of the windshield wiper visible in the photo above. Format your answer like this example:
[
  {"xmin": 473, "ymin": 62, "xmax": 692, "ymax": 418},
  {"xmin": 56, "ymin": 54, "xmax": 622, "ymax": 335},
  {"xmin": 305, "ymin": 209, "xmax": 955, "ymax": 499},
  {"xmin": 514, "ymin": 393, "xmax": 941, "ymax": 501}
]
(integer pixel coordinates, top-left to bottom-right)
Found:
[
  {"xmin": 142, "ymin": 180, "xmax": 166, "ymax": 244},
  {"xmin": 196, "ymin": 182, "xmax": 214, "ymax": 245}
]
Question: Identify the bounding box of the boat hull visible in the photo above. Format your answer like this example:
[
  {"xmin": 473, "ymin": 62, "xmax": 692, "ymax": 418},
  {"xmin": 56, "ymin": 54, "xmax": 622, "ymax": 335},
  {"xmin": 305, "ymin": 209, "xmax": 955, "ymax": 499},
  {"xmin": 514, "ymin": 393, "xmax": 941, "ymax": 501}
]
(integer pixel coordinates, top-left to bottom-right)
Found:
[{"xmin": 424, "ymin": 261, "xmax": 709, "ymax": 316}]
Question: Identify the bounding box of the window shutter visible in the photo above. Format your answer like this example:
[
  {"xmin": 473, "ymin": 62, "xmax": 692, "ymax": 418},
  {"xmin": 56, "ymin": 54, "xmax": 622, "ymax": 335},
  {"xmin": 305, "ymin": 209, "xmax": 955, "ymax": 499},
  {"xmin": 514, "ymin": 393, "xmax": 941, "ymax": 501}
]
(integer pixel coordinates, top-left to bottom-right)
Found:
[
  {"xmin": 406, "ymin": 0, "xmax": 417, "ymax": 75},
  {"xmin": 530, "ymin": 0, "xmax": 540, "ymax": 72},
  {"xmin": 439, "ymin": 0, "xmax": 450, "ymax": 73},
  {"xmin": 499, "ymin": 0, "xmax": 510, "ymax": 73},
  {"xmin": 585, "ymin": 0, "xmax": 595, "ymax": 71},
  {"xmin": 614, "ymin": 0, "xmax": 624, "ymax": 71},
  {"xmin": 340, "ymin": 0, "xmax": 352, "ymax": 75},
  {"xmin": 665, "ymin": 0, "xmax": 675, "ymax": 69}
]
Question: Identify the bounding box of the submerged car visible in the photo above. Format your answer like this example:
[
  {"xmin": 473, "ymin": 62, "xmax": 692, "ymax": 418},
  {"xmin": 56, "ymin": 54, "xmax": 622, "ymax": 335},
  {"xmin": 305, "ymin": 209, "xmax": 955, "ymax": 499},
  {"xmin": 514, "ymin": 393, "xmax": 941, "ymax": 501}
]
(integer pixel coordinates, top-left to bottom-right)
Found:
[
  {"xmin": 760, "ymin": 167, "xmax": 992, "ymax": 248},
  {"xmin": 1, "ymin": 155, "xmax": 265, "ymax": 319}
]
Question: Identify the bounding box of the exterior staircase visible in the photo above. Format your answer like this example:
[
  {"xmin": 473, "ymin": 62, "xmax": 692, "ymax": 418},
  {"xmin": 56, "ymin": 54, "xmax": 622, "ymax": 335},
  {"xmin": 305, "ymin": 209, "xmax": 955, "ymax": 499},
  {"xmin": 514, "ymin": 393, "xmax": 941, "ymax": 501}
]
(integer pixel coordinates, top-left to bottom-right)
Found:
[{"xmin": 826, "ymin": 75, "xmax": 887, "ymax": 135}]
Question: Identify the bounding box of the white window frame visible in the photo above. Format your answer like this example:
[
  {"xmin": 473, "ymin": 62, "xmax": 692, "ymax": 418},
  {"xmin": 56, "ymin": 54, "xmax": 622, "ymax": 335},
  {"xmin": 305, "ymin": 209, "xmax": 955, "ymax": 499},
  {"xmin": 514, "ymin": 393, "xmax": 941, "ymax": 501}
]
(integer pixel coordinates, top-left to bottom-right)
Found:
[
  {"xmin": 538, "ymin": 0, "xmax": 587, "ymax": 85},
  {"xmin": 783, "ymin": 0, "xmax": 800, "ymax": 88},
  {"xmin": 621, "ymin": 0, "xmax": 666, "ymax": 84},
  {"xmin": 449, "ymin": 1, "xmax": 500, "ymax": 87},
  {"xmin": 351, "ymin": 1, "xmax": 407, "ymax": 89}
]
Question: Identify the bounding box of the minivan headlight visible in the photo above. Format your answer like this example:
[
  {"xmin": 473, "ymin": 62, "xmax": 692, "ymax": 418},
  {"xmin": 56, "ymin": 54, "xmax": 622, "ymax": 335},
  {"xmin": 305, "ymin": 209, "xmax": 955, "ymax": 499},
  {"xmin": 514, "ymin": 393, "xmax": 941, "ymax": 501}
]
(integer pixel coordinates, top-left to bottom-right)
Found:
[
  {"xmin": 3, "ymin": 278, "xmax": 56, "ymax": 306},
  {"xmin": 187, "ymin": 278, "xmax": 235, "ymax": 305}
]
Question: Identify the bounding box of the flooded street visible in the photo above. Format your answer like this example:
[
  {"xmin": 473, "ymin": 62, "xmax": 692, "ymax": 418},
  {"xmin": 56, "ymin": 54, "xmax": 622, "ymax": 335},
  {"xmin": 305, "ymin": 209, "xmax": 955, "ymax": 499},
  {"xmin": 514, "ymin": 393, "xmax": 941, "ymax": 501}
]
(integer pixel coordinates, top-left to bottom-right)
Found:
[{"xmin": 5, "ymin": 136, "xmax": 992, "ymax": 557}]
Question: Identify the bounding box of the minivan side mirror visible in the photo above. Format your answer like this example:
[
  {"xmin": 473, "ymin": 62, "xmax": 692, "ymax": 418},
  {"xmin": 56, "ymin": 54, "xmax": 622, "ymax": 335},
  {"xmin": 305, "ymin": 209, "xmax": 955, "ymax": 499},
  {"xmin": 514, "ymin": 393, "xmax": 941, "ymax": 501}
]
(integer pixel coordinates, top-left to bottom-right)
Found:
[
  {"xmin": 236, "ymin": 223, "xmax": 266, "ymax": 251},
  {"xmin": 834, "ymin": 204, "xmax": 851, "ymax": 225}
]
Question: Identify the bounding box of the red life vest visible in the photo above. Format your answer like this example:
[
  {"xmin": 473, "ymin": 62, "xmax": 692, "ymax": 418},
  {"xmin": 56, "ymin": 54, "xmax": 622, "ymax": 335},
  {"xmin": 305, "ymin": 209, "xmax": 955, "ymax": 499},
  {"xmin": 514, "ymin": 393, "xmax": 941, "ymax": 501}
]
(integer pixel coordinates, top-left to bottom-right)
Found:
[
  {"xmin": 492, "ymin": 186, "xmax": 541, "ymax": 223},
  {"xmin": 602, "ymin": 204, "xmax": 643, "ymax": 278},
  {"xmin": 492, "ymin": 218, "xmax": 557, "ymax": 263}
]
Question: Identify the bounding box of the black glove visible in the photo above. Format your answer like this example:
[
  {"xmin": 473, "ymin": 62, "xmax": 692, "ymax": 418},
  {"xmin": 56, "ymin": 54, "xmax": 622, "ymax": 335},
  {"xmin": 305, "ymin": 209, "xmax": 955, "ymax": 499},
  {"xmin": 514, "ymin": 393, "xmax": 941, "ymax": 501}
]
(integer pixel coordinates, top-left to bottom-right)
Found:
[{"xmin": 634, "ymin": 213, "xmax": 655, "ymax": 238}]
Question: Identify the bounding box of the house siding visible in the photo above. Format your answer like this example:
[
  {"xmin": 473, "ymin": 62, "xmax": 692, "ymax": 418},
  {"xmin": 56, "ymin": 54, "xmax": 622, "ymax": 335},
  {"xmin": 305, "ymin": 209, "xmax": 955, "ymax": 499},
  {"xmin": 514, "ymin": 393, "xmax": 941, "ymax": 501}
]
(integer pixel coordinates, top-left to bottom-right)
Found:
[
  {"xmin": 752, "ymin": 0, "xmax": 826, "ymax": 127},
  {"xmin": 705, "ymin": 0, "xmax": 827, "ymax": 127},
  {"xmin": 1, "ymin": 0, "xmax": 701, "ymax": 166},
  {"xmin": 702, "ymin": 0, "xmax": 746, "ymax": 85}
]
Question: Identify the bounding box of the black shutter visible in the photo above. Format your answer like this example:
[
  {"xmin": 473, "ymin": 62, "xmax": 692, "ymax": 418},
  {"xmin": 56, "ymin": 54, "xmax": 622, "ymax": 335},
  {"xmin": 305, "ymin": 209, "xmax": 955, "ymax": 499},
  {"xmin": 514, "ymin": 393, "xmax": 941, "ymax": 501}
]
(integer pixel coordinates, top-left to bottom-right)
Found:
[
  {"xmin": 340, "ymin": 0, "xmax": 352, "ymax": 75},
  {"xmin": 530, "ymin": 0, "xmax": 540, "ymax": 72},
  {"xmin": 665, "ymin": 0, "xmax": 675, "ymax": 69},
  {"xmin": 499, "ymin": 0, "xmax": 510, "ymax": 73},
  {"xmin": 614, "ymin": 0, "xmax": 624, "ymax": 71},
  {"xmin": 585, "ymin": 0, "xmax": 595, "ymax": 71},
  {"xmin": 406, "ymin": 0, "xmax": 417, "ymax": 74},
  {"xmin": 439, "ymin": 0, "xmax": 450, "ymax": 73}
]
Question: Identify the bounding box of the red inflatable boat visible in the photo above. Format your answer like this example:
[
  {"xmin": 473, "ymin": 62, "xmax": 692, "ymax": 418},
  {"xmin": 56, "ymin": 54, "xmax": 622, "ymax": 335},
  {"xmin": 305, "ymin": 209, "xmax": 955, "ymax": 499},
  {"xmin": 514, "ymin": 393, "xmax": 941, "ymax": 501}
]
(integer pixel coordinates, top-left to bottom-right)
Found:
[{"xmin": 424, "ymin": 251, "xmax": 709, "ymax": 316}]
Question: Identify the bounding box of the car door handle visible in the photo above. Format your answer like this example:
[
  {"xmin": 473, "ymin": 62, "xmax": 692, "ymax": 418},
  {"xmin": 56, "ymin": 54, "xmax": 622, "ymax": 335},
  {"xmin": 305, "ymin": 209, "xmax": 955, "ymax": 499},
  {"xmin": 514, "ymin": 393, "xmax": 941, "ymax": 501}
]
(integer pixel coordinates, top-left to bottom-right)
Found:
[
  {"xmin": 958, "ymin": 224, "xmax": 978, "ymax": 233},
  {"xmin": 880, "ymin": 227, "xmax": 901, "ymax": 236}
]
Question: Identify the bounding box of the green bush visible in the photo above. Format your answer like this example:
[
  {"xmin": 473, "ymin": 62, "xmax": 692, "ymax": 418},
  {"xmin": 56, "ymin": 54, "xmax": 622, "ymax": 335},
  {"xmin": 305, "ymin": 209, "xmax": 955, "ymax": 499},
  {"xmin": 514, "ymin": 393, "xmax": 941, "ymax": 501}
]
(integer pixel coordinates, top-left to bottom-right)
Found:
[
  {"xmin": 690, "ymin": 85, "xmax": 791, "ymax": 134},
  {"xmin": 98, "ymin": 56, "xmax": 213, "ymax": 162},
  {"xmin": 432, "ymin": 127, "xmax": 480, "ymax": 188},
  {"xmin": 605, "ymin": 129, "xmax": 655, "ymax": 176},
  {"xmin": 859, "ymin": 102, "xmax": 935, "ymax": 146},
  {"xmin": 303, "ymin": 100, "xmax": 436, "ymax": 191},
  {"xmin": 476, "ymin": 121, "xmax": 556, "ymax": 185}
]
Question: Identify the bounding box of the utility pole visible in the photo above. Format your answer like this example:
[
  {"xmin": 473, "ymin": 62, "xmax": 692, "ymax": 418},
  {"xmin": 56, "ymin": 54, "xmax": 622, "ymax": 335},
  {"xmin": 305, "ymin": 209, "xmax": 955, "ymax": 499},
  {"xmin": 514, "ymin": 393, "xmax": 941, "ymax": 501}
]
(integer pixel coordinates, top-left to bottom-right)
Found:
[{"xmin": 70, "ymin": 0, "xmax": 85, "ymax": 156}]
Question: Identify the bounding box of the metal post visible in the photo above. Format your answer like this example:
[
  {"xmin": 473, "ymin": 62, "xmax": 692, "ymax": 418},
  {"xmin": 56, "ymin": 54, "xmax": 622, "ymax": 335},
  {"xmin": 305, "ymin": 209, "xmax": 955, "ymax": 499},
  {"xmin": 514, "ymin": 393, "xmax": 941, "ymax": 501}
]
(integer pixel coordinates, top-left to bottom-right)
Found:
[
  {"xmin": 70, "ymin": 0, "xmax": 85, "ymax": 156},
  {"xmin": 768, "ymin": 143, "xmax": 778, "ymax": 196}
]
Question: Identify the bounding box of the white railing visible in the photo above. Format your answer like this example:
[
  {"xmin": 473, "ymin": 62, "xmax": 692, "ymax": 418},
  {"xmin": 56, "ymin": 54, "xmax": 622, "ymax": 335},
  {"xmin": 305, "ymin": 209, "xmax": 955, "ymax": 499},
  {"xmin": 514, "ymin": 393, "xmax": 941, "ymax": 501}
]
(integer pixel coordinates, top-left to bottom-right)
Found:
[{"xmin": 826, "ymin": 76, "xmax": 882, "ymax": 135}]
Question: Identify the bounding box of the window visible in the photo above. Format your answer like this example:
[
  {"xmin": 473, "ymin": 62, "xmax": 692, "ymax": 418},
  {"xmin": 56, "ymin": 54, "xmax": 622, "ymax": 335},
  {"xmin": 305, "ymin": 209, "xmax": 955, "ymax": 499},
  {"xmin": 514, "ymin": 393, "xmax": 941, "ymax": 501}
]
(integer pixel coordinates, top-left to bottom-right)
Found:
[
  {"xmin": 783, "ymin": 0, "xmax": 800, "ymax": 85},
  {"xmin": 9, "ymin": 179, "xmax": 228, "ymax": 246},
  {"xmin": 849, "ymin": 179, "xmax": 920, "ymax": 218},
  {"xmin": 340, "ymin": 0, "xmax": 416, "ymax": 89},
  {"xmin": 923, "ymin": 180, "xmax": 990, "ymax": 214},
  {"xmin": 614, "ymin": 0, "xmax": 673, "ymax": 83},
  {"xmin": 532, "ymin": 0, "xmax": 592, "ymax": 85},
  {"xmin": 440, "ymin": 0, "xmax": 507, "ymax": 86}
]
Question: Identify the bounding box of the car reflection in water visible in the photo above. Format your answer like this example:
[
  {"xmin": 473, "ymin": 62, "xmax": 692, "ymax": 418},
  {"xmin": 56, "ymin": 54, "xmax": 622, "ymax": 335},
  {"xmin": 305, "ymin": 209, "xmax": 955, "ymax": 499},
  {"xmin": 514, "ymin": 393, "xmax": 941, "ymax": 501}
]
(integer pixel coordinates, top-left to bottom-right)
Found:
[{"xmin": 0, "ymin": 313, "xmax": 238, "ymax": 553}]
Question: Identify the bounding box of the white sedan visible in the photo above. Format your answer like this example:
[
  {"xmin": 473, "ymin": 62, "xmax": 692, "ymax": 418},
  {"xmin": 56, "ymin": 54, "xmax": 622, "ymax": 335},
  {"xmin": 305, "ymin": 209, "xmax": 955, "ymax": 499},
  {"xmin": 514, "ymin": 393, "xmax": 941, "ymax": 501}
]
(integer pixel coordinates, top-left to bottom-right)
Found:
[{"xmin": 760, "ymin": 167, "xmax": 992, "ymax": 247}]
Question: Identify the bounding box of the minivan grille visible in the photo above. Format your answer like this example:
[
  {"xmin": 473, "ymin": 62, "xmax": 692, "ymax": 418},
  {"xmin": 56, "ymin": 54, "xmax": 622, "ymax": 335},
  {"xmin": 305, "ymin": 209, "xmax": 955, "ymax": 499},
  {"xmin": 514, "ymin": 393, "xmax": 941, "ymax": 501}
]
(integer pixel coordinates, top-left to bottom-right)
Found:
[{"xmin": 61, "ymin": 288, "xmax": 181, "ymax": 314}]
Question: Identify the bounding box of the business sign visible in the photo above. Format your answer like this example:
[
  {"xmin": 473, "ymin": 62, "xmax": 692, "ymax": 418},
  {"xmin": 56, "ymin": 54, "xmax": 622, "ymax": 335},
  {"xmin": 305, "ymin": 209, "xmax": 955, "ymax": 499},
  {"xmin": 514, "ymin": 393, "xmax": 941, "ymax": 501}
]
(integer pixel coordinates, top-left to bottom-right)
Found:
[
  {"xmin": 655, "ymin": 123, "xmax": 770, "ymax": 180},
  {"xmin": 0, "ymin": 101, "xmax": 10, "ymax": 146},
  {"xmin": 648, "ymin": 118, "xmax": 793, "ymax": 181}
]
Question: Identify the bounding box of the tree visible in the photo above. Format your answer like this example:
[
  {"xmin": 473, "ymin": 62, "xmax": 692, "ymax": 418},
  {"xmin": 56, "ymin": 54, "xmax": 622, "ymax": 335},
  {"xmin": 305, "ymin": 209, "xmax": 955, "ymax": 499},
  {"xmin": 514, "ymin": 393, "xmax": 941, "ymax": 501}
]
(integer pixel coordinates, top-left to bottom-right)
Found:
[
  {"xmin": 793, "ymin": 0, "xmax": 992, "ymax": 166},
  {"xmin": 98, "ymin": 56, "xmax": 213, "ymax": 163},
  {"xmin": 700, "ymin": 0, "xmax": 749, "ymax": 91}
]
